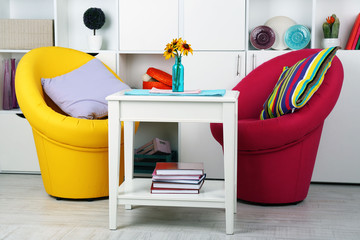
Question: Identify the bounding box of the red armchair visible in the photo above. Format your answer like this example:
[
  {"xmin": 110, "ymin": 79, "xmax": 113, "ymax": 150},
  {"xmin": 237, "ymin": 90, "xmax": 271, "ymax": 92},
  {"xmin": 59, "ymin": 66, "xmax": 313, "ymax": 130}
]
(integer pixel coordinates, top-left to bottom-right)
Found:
[{"xmin": 210, "ymin": 49, "xmax": 344, "ymax": 205}]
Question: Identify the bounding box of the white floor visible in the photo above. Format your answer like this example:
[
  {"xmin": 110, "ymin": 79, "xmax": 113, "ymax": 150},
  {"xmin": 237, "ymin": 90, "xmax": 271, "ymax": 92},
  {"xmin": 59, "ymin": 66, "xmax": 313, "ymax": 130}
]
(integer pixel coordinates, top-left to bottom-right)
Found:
[{"xmin": 0, "ymin": 174, "xmax": 360, "ymax": 240}]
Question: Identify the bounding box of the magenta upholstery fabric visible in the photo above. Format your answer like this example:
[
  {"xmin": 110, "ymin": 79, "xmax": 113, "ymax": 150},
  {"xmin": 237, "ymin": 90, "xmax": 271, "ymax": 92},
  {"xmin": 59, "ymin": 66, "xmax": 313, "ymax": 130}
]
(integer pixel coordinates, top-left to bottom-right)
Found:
[{"xmin": 210, "ymin": 49, "xmax": 344, "ymax": 204}]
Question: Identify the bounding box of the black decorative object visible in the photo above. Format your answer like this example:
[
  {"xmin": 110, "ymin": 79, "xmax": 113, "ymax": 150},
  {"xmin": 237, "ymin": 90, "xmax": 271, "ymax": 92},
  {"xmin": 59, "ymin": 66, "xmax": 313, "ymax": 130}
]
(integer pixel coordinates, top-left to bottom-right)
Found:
[{"xmin": 83, "ymin": 8, "xmax": 105, "ymax": 36}]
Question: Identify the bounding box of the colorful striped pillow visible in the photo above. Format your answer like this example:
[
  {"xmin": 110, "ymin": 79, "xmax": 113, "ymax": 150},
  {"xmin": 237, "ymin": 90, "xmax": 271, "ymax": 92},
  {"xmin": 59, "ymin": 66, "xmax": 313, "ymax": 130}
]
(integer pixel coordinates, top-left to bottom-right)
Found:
[{"xmin": 260, "ymin": 47, "xmax": 339, "ymax": 120}]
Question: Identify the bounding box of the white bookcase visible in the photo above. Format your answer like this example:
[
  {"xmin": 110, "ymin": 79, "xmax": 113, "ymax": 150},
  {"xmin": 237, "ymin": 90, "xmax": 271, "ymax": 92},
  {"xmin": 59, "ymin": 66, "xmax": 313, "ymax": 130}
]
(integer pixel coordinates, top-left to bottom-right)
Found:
[
  {"xmin": 0, "ymin": 0, "xmax": 54, "ymax": 173},
  {"xmin": 0, "ymin": 0, "xmax": 359, "ymax": 183}
]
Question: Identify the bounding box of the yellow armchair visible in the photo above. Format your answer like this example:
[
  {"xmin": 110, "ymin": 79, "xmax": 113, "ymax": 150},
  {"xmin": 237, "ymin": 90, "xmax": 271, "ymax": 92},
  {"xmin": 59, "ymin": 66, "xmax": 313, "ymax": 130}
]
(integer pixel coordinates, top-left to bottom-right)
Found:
[{"xmin": 15, "ymin": 46, "xmax": 132, "ymax": 199}]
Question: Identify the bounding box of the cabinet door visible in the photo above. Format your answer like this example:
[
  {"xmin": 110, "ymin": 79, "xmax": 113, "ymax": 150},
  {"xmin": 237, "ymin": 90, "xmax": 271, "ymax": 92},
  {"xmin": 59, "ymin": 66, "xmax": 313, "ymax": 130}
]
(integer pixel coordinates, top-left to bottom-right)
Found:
[
  {"xmin": 312, "ymin": 51, "xmax": 360, "ymax": 183},
  {"xmin": 246, "ymin": 50, "xmax": 288, "ymax": 75},
  {"xmin": 180, "ymin": 52, "xmax": 244, "ymax": 179},
  {"xmin": 181, "ymin": 51, "xmax": 245, "ymax": 89},
  {"xmin": 183, "ymin": 0, "xmax": 245, "ymax": 50},
  {"xmin": 0, "ymin": 114, "xmax": 39, "ymax": 173},
  {"xmin": 119, "ymin": 0, "xmax": 178, "ymax": 51}
]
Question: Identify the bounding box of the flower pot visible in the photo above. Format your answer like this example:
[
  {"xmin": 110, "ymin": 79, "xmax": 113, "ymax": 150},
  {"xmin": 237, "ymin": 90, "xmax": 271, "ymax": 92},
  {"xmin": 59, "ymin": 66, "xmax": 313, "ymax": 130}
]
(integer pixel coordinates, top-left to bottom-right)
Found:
[
  {"xmin": 88, "ymin": 35, "xmax": 102, "ymax": 50},
  {"xmin": 321, "ymin": 38, "xmax": 341, "ymax": 48}
]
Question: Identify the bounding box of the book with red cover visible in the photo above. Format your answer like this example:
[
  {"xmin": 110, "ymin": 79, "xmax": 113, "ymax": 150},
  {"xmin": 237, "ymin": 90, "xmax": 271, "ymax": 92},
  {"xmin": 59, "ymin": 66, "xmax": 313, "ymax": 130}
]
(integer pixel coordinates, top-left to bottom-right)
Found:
[
  {"xmin": 154, "ymin": 162, "xmax": 204, "ymax": 176},
  {"xmin": 345, "ymin": 13, "xmax": 360, "ymax": 50},
  {"xmin": 150, "ymin": 183, "xmax": 201, "ymax": 194}
]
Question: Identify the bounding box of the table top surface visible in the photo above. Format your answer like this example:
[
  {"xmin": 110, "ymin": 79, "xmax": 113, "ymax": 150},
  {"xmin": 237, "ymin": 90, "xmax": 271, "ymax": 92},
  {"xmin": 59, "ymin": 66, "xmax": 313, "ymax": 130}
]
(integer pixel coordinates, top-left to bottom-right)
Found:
[{"xmin": 106, "ymin": 89, "xmax": 239, "ymax": 103}]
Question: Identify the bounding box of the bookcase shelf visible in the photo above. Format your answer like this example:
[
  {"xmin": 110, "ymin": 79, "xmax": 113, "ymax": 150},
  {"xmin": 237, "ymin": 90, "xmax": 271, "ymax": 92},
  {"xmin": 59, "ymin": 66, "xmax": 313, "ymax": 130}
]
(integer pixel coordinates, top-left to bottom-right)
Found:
[
  {"xmin": 246, "ymin": 0, "xmax": 313, "ymax": 50},
  {"xmin": 117, "ymin": 178, "xmax": 225, "ymax": 208}
]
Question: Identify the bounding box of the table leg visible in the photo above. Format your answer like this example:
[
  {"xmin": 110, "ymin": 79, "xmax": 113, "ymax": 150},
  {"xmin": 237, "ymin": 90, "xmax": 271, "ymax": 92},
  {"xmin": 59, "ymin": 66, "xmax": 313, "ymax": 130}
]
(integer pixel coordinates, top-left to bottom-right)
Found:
[
  {"xmin": 223, "ymin": 102, "xmax": 237, "ymax": 235},
  {"xmin": 108, "ymin": 101, "xmax": 121, "ymax": 230},
  {"xmin": 124, "ymin": 121, "xmax": 135, "ymax": 210},
  {"xmin": 234, "ymin": 100, "xmax": 238, "ymax": 214}
]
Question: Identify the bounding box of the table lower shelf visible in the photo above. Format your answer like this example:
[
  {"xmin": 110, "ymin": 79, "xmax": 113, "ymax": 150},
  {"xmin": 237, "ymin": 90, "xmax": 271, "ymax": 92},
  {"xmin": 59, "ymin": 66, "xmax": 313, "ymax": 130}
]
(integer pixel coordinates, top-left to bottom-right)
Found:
[{"xmin": 117, "ymin": 178, "xmax": 226, "ymax": 209}]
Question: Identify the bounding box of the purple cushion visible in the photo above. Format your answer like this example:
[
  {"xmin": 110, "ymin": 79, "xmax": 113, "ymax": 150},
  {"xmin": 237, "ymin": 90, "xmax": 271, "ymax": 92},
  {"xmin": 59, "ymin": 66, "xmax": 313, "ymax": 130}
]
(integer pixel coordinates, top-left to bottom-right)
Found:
[{"xmin": 41, "ymin": 58, "xmax": 130, "ymax": 119}]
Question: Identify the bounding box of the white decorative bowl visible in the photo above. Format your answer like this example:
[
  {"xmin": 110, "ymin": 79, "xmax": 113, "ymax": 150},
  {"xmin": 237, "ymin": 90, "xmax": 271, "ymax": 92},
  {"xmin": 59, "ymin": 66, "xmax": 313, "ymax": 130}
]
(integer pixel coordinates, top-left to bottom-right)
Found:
[{"xmin": 265, "ymin": 16, "xmax": 296, "ymax": 50}]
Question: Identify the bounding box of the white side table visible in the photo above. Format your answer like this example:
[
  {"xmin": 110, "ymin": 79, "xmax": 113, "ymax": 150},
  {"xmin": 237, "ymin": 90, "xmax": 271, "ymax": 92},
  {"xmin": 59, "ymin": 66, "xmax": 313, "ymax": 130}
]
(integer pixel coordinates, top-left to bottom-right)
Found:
[{"xmin": 107, "ymin": 90, "xmax": 239, "ymax": 234}]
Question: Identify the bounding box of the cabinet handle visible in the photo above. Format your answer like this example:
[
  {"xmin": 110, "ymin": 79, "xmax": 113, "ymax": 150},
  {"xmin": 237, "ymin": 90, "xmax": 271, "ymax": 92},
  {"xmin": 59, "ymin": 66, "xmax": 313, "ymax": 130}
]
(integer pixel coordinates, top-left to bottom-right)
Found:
[
  {"xmin": 237, "ymin": 54, "xmax": 241, "ymax": 76},
  {"xmin": 252, "ymin": 54, "xmax": 257, "ymax": 70}
]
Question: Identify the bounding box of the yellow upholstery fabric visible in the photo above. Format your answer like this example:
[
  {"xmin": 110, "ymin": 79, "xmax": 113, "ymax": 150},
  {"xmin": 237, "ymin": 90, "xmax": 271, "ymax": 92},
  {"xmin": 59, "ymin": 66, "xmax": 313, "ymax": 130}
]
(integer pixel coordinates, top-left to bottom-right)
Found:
[{"xmin": 15, "ymin": 46, "xmax": 136, "ymax": 199}]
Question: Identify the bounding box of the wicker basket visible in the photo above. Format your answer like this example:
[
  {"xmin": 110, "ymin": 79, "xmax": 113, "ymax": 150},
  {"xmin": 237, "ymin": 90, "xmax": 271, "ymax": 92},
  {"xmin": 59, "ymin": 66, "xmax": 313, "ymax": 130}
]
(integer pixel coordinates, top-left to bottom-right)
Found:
[{"xmin": 0, "ymin": 19, "xmax": 54, "ymax": 50}]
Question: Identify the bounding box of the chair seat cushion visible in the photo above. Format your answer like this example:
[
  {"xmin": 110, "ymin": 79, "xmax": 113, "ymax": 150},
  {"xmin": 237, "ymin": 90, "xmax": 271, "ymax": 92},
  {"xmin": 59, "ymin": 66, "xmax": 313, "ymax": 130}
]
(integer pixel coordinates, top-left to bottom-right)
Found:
[
  {"xmin": 260, "ymin": 47, "xmax": 339, "ymax": 120},
  {"xmin": 41, "ymin": 58, "xmax": 130, "ymax": 119}
]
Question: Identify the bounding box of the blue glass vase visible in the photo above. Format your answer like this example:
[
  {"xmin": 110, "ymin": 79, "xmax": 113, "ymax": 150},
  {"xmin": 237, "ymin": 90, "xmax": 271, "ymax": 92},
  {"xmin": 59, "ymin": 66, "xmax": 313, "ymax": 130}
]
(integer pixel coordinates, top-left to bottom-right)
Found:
[{"xmin": 172, "ymin": 55, "xmax": 184, "ymax": 92}]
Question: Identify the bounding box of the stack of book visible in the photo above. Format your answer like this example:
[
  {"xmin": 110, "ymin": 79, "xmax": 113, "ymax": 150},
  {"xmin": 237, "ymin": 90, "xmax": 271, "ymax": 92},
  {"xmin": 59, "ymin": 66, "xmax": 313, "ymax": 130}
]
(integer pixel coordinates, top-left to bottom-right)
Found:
[{"xmin": 150, "ymin": 162, "xmax": 206, "ymax": 194}]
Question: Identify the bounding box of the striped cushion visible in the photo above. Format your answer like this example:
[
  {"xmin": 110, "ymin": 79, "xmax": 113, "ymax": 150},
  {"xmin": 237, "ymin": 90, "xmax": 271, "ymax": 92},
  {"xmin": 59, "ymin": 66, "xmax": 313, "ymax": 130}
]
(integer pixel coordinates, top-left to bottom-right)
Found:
[{"xmin": 260, "ymin": 47, "xmax": 339, "ymax": 120}]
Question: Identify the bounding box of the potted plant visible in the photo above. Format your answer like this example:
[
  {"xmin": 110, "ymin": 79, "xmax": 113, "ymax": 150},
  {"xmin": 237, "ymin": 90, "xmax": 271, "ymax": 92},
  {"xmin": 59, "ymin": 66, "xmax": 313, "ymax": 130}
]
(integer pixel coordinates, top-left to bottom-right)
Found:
[
  {"xmin": 322, "ymin": 14, "xmax": 340, "ymax": 48},
  {"xmin": 83, "ymin": 7, "xmax": 106, "ymax": 50},
  {"xmin": 163, "ymin": 38, "xmax": 193, "ymax": 92}
]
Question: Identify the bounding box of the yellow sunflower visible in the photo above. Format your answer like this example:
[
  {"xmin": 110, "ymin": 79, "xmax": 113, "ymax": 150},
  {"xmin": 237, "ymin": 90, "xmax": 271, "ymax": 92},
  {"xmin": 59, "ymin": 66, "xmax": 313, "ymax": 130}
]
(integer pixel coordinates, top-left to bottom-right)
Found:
[
  {"xmin": 171, "ymin": 38, "xmax": 182, "ymax": 49},
  {"xmin": 179, "ymin": 40, "xmax": 193, "ymax": 56},
  {"xmin": 164, "ymin": 37, "xmax": 193, "ymax": 60},
  {"xmin": 163, "ymin": 45, "xmax": 175, "ymax": 60}
]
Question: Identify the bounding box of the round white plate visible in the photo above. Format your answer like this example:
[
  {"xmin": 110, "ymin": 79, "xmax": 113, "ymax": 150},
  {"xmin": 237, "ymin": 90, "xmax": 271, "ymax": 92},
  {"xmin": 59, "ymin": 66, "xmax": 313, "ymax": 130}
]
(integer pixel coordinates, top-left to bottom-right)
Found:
[{"xmin": 265, "ymin": 16, "xmax": 296, "ymax": 50}]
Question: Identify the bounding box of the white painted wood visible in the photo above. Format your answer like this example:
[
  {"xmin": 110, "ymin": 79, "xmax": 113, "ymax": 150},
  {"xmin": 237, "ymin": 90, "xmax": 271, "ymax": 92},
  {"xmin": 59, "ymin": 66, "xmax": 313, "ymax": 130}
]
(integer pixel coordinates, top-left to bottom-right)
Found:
[
  {"xmin": 182, "ymin": 52, "xmax": 245, "ymax": 89},
  {"xmin": 1, "ymin": 174, "xmax": 360, "ymax": 239},
  {"xmin": 311, "ymin": 0, "xmax": 317, "ymax": 49},
  {"xmin": 222, "ymin": 103, "xmax": 237, "ymax": 234},
  {"xmin": 106, "ymin": 90, "xmax": 239, "ymax": 234},
  {"xmin": 95, "ymin": 52, "xmax": 118, "ymax": 73},
  {"xmin": 183, "ymin": 0, "xmax": 245, "ymax": 50},
  {"xmin": 117, "ymin": 178, "xmax": 225, "ymax": 208},
  {"xmin": 246, "ymin": 50, "xmax": 289, "ymax": 75},
  {"xmin": 180, "ymin": 52, "xmax": 244, "ymax": 179},
  {"xmin": 312, "ymin": 51, "xmax": 360, "ymax": 183},
  {"xmin": 124, "ymin": 121, "xmax": 135, "ymax": 211},
  {"xmin": 8, "ymin": 0, "xmax": 53, "ymax": 19},
  {"xmin": 119, "ymin": 0, "xmax": 178, "ymax": 51},
  {"xmin": 0, "ymin": 0, "xmax": 10, "ymax": 18},
  {"xmin": 108, "ymin": 101, "xmax": 121, "ymax": 230},
  {"xmin": 0, "ymin": 113, "xmax": 39, "ymax": 173},
  {"xmin": 232, "ymin": 100, "xmax": 239, "ymax": 214},
  {"xmin": 124, "ymin": 121, "xmax": 134, "ymax": 182},
  {"xmin": 54, "ymin": 0, "xmax": 68, "ymax": 47}
]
